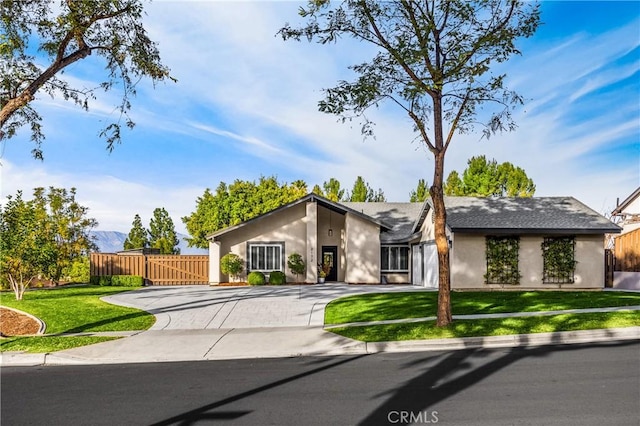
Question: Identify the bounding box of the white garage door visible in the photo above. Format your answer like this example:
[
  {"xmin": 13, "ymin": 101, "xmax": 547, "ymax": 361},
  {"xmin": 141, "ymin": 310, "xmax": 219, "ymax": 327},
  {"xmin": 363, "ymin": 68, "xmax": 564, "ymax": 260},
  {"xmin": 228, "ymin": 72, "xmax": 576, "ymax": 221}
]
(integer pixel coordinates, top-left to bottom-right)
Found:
[
  {"xmin": 412, "ymin": 243, "xmax": 439, "ymax": 288},
  {"xmin": 423, "ymin": 243, "xmax": 439, "ymax": 289}
]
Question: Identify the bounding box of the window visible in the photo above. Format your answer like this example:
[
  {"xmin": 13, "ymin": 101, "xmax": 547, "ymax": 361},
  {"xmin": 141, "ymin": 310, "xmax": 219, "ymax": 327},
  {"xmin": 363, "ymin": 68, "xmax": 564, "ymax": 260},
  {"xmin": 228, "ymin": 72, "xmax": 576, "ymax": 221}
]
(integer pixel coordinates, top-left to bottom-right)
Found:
[
  {"xmin": 248, "ymin": 242, "xmax": 283, "ymax": 272},
  {"xmin": 381, "ymin": 246, "xmax": 410, "ymax": 272},
  {"xmin": 542, "ymin": 237, "xmax": 576, "ymax": 284},
  {"xmin": 485, "ymin": 236, "xmax": 520, "ymax": 285}
]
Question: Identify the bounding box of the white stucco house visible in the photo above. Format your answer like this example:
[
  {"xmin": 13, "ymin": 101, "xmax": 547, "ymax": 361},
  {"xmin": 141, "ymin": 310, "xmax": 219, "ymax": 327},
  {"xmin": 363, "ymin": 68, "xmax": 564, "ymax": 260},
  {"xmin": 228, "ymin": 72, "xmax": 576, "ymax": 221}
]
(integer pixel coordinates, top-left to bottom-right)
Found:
[{"xmin": 207, "ymin": 193, "xmax": 621, "ymax": 289}]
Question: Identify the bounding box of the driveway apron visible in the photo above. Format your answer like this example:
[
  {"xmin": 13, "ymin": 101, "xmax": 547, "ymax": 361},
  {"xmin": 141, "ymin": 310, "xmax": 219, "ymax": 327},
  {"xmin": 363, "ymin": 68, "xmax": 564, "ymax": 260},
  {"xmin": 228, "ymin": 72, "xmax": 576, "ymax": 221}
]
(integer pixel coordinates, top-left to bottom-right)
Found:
[{"xmin": 102, "ymin": 284, "xmax": 425, "ymax": 330}]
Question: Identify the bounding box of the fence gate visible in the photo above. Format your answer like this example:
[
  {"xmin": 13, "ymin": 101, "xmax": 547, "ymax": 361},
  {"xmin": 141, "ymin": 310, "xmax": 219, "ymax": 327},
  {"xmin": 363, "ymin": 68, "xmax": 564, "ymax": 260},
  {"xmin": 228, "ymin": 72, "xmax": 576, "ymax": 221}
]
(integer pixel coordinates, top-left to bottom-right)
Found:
[
  {"xmin": 90, "ymin": 253, "xmax": 209, "ymax": 285},
  {"xmin": 146, "ymin": 255, "xmax": 209, "ymax": 285},
  {"xmin": 604, "ymin": 249, "xmax": 614, "ymax": 288}
]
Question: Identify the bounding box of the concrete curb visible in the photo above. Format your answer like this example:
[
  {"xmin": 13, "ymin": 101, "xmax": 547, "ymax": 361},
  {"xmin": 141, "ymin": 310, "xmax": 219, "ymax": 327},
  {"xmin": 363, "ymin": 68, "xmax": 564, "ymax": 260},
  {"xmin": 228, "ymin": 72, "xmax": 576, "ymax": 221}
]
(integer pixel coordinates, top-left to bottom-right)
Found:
[
  {"xmin": 365, "ymin": 326, "xmax": 640, "ymax": 354},
  {"xmin": 2, "ymin": 326, "xmax": 638, "ymax": 367}
]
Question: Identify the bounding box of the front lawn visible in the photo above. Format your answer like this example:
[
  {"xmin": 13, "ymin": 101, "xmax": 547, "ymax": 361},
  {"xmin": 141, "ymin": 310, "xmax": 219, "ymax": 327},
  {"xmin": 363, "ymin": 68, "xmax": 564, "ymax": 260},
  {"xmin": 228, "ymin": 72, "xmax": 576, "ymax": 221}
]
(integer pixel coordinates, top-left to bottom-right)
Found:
[
  {"xmin": 0, "ymin": 285, "xmax": 154, "ymax": 334},
  {"xmin": 324, "ymin": 291, "xmax": 640, "ymax": 325},
  {"xmin": 1, "ymin": 285, "xmax": 154, "ymax": 353},
  {"xmin": 331, "ymin": 311, "xmax": 640, "ymax": 342}
]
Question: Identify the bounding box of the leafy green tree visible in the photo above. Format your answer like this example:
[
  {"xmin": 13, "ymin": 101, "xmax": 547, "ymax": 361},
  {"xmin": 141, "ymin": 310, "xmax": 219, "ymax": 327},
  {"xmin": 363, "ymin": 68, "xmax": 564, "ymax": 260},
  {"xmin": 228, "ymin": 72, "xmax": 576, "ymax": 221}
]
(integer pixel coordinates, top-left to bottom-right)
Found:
[
  {"xmin": 444, "ymin": 156, "xmax": 535, "ymax": 197},
  {"xmin": 348, "ymin": 176, "xmax": 387, "ymax": 202},
  {"xmin": 123, "ymin": 214, "xmax": 149, "ymax": 250},
  {"xmin": 0, "ymin": 191, "xmax": 57, "ymax": 299},
  {"xmin": 37, "ymin": 187, "xmax": 98, "ymax": 284},
  {"xmin": 0, "ymin": 0, "xmax": 173, "ymax": 159},
  {"xmin": 349, "ymin": 176, "xmax": 369, "ymax": 202},
  {"xmin": 280, "ymin": 0, "xmax": 539, "ymax": 326},
  {"xmin": 410, "ymin": 179, "xmax": 429, "ymax": 202},
  {"xmin": 444, "ymin": 171, "xmax": 464, "ymax": 196},
  {"xmin": 183, "ymin": 176, "xmax": 308, "ymax": 248},
  {"xmin": 323, "ymin": 178, "xmax": 345, "ymax": 202},
  {"xmin": 149, "ymin": 208, "xmax": 180, "ymax": 254},
  {"xmin": 497, "ymin": 162, "xmax": 536, "ymax": 197},
  {"xmin": 311, "ymin": 184, "xmax": 324, "ymax": 197}
]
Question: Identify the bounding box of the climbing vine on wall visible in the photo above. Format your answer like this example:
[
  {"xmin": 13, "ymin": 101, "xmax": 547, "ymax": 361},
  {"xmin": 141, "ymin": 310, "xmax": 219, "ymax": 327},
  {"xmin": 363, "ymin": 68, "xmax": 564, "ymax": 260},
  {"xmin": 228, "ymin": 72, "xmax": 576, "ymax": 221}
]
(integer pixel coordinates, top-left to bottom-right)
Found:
[
  {"xmin": 485, "ymin": 236, "xmax": 521, "ymax": 285},
  {"xmin": 541, "ymin": 237, "xmax": 576, "ymax": 283}
]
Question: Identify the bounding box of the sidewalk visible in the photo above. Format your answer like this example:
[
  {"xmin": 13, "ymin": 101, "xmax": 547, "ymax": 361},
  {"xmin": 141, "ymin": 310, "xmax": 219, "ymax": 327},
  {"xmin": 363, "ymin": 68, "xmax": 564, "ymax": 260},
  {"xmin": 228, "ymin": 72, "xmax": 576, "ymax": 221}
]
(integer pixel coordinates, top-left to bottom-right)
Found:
[{"xmin": 2, "ymin": 312, "xmax": 639, "ymax": 367}]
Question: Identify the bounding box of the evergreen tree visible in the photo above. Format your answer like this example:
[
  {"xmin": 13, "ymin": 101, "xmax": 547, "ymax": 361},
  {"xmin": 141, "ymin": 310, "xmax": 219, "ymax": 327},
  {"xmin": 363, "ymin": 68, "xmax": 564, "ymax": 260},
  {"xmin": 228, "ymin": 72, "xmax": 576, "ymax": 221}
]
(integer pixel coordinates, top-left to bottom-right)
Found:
[
  {"xmin": 123, "ymin": 214, "xmax": 149, "ymax": 250},
  {"xmin": 349, "ymin": 176, "xmax": 369, "ymax": 202},
  {"xmin": 149, "ymin": 208, "xmax": 180, "ymax": 254},
  {"xmin": 348, "ymin": 176, "xmax": 386, "ymax": 202},
  {"xmin": 410, "ymin": 179, "xmax": 429, "ymax": 202}
]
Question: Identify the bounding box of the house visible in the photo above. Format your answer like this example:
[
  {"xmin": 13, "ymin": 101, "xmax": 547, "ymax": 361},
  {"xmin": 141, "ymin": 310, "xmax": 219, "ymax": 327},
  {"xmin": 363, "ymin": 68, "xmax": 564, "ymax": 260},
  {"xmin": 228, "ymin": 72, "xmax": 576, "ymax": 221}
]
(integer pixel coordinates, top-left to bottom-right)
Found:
[
  {"xmin": 610, "ymin": 187, "xmax": 640, "ymax": 289},
  {"xmin": 207, "ymin": 193, "xmax": 621, "ymax": 289},
  {"xmin": 611, "ymin": 186, "xmax": 640, "ymax": 235}
]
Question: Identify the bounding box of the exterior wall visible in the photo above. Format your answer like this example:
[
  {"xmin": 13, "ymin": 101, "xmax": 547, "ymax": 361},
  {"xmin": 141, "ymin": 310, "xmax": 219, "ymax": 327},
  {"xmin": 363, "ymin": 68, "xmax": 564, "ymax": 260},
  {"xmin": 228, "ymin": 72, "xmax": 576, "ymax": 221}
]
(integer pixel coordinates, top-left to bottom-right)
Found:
[
  {"xmin": 383, "ymin": 272, "xmax": 410, "ymax": 284},
  {"xmin": 420, "ymin": 208, "xmax": 436, "ymax": 242},
  {"xmin": 215, "ymin": 203, "xmax": 308, "ymax": 283},
  {"xmin": 451, "ymin": 233, "xmax": 606, "ymax": 289},
  {"xmin": 209, "ymin": 241, "xmax": 221, "ymax": 284},
  {"xmin": 317, "ymin": 206, "xmax": 346, "ymax": 281},
  {"xmin": 306, "ymin": 202, "xmax": 318, "ymax": 283},
  {"xmin": 344, "ymin": 212, "xmax": 380, "ymax": 283}
]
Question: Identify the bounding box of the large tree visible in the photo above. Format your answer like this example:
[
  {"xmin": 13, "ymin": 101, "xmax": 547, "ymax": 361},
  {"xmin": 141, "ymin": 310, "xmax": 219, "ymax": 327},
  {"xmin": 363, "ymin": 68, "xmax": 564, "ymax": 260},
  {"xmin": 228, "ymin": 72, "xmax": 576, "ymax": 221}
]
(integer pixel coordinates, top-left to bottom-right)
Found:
[
  {"xmin": 0, "ymin": 187, "xmax": 97, "ymax": 293},
  {"xmin": 183, "ymin": 176, "xmax": 309, "ymax": 248},
  {"xmin": 280, "ymin": 0, "xmax": 540, "ymax": 326},
  {"xmin": 0, "ymin": 0, "xmax": 172, "ymax": 159},
  {"xmin": 39, "ymin": 187, "xmax": 98, "ymax": 284},
  {"xmin": 0, "ymin": 192, "xmax": 56, "ymax": 300},
  {"xmin": 444, "ymin": 155, "xmax": 535, "ymax": 197},
  {"xmin": 149, "ymin": 208, "xmax": 180, "ymax": 255},
  {"xmin": 123, "ymin": 213, "xmax": 149, "ymax": 250}
]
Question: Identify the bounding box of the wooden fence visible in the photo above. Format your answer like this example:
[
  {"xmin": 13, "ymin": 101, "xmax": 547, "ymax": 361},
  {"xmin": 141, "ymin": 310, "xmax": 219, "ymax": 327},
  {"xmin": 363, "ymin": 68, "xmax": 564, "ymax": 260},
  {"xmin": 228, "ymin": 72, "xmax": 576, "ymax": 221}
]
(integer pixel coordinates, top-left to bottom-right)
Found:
[
  {"xmin": 614, "ymin": 228, "xmax": 640, "ymax": 272},
  {"xmin": 90, "ymin": 253, "xmax": 209, "ymax": 285}
]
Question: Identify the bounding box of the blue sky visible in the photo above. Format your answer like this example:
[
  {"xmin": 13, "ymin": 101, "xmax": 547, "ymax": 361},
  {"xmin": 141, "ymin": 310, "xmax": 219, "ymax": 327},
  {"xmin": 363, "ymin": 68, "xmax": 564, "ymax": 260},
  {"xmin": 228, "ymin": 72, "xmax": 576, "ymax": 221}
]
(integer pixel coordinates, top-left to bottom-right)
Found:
[{"xmin": 2, "ymin": 1, "xmax": 639, "ymax": 234}]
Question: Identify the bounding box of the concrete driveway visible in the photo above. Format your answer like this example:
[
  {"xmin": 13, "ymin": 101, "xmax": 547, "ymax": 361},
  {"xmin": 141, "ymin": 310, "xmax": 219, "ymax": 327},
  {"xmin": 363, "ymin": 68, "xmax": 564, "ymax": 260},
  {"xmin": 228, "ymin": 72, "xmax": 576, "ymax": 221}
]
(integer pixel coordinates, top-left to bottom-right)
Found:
[{"xmin": 103, "ymin": 284, "xmax": 426, "ymax": 330}]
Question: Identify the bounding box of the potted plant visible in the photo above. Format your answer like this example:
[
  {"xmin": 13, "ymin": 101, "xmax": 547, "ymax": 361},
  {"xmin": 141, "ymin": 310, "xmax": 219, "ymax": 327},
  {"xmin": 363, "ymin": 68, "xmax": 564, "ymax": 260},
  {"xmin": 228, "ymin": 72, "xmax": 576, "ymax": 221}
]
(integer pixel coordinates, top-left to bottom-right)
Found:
[{"xmin": 318, "ymin": 262, "xmax": 331, "ymax": 283}]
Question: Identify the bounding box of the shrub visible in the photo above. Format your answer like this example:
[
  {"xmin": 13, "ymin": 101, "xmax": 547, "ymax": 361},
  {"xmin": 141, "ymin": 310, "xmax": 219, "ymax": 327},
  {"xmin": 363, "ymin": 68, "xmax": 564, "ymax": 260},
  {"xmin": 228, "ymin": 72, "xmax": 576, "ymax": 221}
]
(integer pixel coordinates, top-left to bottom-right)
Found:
[
  {"xmin": 221, "ymin": 253, "xmax": 244, "ymax": 281},
  {"xmin": 287, "ymin": 253, "xmax": 305, "ymax": 281},
  {"xmin": 63, "ymin": 256, "xmax": 90, "ymax": 283},
  {"xmin": 247, "ymin": 271, "xmax": 266, "ymax": 286},
  {"xmin": 111, "ymin": 275, "xmax": 144, "ymax": 287},
  {"xmin": 90, "ymin": 276, "xmax": 112, "ymax": 286},
  {"xmin": 268, "ymin": 271, "xmax": 286, "ymax": 285},
  {"xmin": 89, "ymin": 275, "xmax": 143, "ymax": 286}
]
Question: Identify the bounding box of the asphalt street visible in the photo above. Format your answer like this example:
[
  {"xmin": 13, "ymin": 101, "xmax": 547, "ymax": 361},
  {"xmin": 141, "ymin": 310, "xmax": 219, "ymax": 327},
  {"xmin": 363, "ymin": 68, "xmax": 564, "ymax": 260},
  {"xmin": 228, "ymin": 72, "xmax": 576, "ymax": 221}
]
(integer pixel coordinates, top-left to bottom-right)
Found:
[{"xmin": 2, "ymin": 341, "xmax": 638, "ymax": 425}]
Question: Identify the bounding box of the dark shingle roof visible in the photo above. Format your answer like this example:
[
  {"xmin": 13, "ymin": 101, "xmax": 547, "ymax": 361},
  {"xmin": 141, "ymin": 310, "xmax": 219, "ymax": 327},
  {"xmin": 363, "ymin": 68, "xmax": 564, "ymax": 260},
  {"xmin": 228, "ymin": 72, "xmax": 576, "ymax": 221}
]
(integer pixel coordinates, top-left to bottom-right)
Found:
[
  {"xmin": 342, "ymin": 202, "xmax": 423, "ymax": 243},
  {"xmin": 439, "ymin": 196, "xmax": 622, "ymax": 234}
]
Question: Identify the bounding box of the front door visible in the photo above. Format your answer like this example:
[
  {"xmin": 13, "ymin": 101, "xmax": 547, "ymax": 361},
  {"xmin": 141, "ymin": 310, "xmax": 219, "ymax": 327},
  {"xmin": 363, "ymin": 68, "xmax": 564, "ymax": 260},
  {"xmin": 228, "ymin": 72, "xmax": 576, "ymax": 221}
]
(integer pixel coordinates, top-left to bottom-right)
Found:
[{"xmin": 321, "ymin": 246, "xmax": 338, "ymax": 282}]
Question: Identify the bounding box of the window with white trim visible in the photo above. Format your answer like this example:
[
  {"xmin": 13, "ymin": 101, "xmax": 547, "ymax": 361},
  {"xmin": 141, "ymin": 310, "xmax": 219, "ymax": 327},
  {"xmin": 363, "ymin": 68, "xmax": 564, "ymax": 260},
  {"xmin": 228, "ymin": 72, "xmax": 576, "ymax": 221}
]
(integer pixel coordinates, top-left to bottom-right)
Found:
[
  {"xmin": 248, "ymin": 242, "xmax": 283, "ymax": 272},
  {"xmin": 381, "ymin": 246, "xmax": 410, "ymax": 272}
]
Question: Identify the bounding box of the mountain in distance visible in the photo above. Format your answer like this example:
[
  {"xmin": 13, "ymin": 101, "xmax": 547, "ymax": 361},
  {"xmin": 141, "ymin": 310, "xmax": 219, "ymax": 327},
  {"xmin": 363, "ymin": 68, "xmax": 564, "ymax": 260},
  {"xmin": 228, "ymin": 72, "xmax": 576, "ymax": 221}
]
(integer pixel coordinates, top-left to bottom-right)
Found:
[{"xmin": 90, "ymin": 230, "xmax": 208, "ymax": 255}]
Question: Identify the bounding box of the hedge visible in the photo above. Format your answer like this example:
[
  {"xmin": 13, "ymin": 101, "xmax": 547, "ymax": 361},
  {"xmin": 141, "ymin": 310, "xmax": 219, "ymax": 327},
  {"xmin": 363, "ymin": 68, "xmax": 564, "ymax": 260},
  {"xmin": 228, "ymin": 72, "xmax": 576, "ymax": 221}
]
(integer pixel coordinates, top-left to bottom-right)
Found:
[{"xmin": 90, "ymin": 275, "xmax": 144, "ymax": 287}]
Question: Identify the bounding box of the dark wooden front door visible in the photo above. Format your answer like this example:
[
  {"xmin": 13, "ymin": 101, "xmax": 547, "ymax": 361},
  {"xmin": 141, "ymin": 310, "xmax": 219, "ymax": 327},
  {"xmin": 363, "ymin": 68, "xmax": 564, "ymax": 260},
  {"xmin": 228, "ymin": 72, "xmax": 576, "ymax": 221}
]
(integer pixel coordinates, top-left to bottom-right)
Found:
[{"xmin": 321, "ymin": 246, "xmax": 338, "ymax": 282}]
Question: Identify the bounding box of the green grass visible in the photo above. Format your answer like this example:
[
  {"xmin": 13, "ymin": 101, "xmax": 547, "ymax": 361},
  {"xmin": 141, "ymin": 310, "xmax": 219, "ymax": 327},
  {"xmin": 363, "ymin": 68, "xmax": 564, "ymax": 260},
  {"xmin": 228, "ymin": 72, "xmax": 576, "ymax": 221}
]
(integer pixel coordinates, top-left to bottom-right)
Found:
[
  {"xmin": 324, "ymin": 291, "xmax": 640, "ymax": 325},
  {"xmin": 330, "ymin": 311, "xmax": 640, "ymax": 342},
  {"xmin": 0, "ymin": 336, "xmax": 121, "ymax": 353},
  {"xmin": 0, "ymin": 285, "xmax": 154, "ymax": 334}
]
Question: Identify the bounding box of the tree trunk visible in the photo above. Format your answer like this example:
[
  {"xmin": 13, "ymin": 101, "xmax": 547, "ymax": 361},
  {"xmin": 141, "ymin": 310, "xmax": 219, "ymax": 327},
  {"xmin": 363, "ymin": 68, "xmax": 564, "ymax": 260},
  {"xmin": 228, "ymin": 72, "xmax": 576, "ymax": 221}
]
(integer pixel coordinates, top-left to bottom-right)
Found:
[
  {"xmin": 431, "ymin": 152, "xmax": 452, "ymax": 326},
  {"xmin": 431, "ymin": 89, "xmax": 453, "ymax": 327}
]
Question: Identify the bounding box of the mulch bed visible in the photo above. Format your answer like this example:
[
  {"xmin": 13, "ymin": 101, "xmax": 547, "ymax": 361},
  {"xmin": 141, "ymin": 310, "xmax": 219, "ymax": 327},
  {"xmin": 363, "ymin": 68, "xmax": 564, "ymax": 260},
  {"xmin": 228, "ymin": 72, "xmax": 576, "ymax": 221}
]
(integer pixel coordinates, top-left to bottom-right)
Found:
[{"xmin": 0, "ymin": 307, "xmax": 40, "ymax": 337}]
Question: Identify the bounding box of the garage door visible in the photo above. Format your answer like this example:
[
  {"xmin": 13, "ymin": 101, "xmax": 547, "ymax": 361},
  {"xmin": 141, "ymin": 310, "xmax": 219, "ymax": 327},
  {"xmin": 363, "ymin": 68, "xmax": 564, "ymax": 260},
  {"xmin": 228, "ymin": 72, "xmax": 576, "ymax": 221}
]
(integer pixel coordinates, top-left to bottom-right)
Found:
[{"xmin": 412, "ymin": 243, "xmax": 439, "ymax": 288}]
